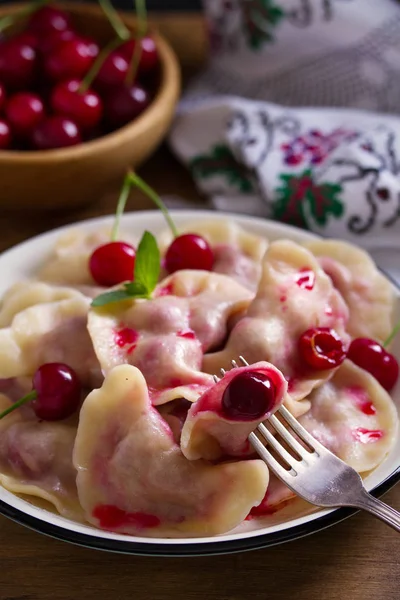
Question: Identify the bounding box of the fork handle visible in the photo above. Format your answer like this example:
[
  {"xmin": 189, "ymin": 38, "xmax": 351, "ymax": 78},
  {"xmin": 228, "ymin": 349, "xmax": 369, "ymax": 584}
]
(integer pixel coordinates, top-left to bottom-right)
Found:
[{"xmin": 351, "ymin": 490, "xmax": 400, "ymax": 533}]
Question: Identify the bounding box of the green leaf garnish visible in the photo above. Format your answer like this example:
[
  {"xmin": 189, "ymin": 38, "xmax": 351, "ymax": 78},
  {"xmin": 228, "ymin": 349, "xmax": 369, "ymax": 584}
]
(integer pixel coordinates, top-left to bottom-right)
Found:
[
  {"xmin": 133, "ymin": 230, "xmax": 160, "ymax": 294},
  {"xmin": 91, "ymin": 230, "xmax": 160, "ymax": 308},
  {"xmin": 383, "ymin": 318, "xmax": 400, "ymax": 348}
]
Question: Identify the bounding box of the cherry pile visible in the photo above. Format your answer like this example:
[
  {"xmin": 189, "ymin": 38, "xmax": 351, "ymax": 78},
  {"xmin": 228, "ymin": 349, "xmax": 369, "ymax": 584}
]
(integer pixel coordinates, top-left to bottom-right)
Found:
[{"xmin": 0, "ymin": 5, "xmax": 158, "ymax": 151}]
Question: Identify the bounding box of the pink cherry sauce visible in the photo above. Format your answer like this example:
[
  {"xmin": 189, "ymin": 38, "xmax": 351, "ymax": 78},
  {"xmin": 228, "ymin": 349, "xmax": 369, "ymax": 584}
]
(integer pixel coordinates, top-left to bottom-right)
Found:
[
  {"xmin": 114, "ymin": 326, "xmax": 139, "ymax": 355},
  {"xmin": 352, "ymin": 427, "xmax": 383, "ymax": 443},
  {"xmin": 346, "ymin": 386, "xmax": 377, "ymax": 415},
  {"xmin": 294, "ymin": 267, "xmax": 315, "ymax": 290},
  {"xmin": 93, "ymin": 505, "xmax": 160, "ymax": 530}
]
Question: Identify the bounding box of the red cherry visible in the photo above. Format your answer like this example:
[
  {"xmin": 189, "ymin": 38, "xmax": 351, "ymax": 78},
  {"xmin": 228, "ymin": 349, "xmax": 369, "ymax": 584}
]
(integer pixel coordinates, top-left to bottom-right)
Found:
[
  {"xmin": 12, "ymin": 31, "xmax": 39, "ymax": 49},
  {"xmin": 6, "ymin": 92, "xmax": 44, "ymax": 137},
  {"xmin": 105, "ymin": 83, "xmax": 150, "ymax": 128},
  {"xmin": 165, "ymin": 234, "xmax": 214, "ymax": 274},
  {"xmin": 222, "ymin": 371, "xmax": 276, "ymax": 421},
  {"xmin": 348, "ymin": 338, "xmax": 399, "ymax": 392},
  {"xmin": 51, "ymin": 79, "xmax": 103, "ymax": 130},
  {"xmin": 32, "ymin": 362, "xmax": 81, "ymax": 421},
  {"xmin": 28, "ymin": 6, "xmax": 72, "ymax": 35},
  {"xmin": 0, "ymin": 38, "xmax": 36, "ymax": 89},
  {"xmin": 32, "ymin": 116, "xmax": 81, "ymax": 150},
  {"xmin": 38, "ymin": 28, "xmax": 76, "ymax": 55},
  {"xmin": 89, "ymin": 242, "xmax": 136, "ymax": 286},
  {"xmin": 298, "ymin": 327, "xmax": 346, "ymax": 370},
  {"xmin": 95, "ymin": 51, "xmax": 129, "ymax": 90},
  {"xmin": 44, "ymin": 38, "xmax": 99, "ymax": 82},
  {"xmin": 0, "ymin": 83, "xmax": 6, "ymax": 112},
  {"xmin": 119, "ymin": 36, "xmax": 159, "ymax": 74},
  {"xmin": 0, "ymin": 119, "xmax": 11, "ymax": 149}
]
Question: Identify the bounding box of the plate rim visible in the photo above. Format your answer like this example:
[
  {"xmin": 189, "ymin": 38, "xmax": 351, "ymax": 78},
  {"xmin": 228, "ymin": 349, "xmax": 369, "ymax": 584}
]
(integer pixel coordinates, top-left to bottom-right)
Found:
[{"xmin": 1, "ymin": 209, "xmax": 399, "ymax": 556}]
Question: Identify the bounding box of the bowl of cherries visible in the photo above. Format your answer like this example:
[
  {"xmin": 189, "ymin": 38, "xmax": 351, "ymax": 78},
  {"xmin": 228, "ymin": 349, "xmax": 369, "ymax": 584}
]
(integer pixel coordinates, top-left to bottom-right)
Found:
[{"xmin": 0, "ymin": 1, "xmax": 180, "ymax": 210}]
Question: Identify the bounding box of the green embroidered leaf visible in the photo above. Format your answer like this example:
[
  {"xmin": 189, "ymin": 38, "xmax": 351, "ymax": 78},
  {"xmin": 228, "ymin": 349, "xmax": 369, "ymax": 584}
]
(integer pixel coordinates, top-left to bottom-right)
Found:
[
  {"xmin": 190, "ymin": 144, "xmax": 255, "ymax": 193},
  {"xmin": 272, "ymin": 169, "xmax": 344, "ymax": 230},
  {"xmin": 242, "ymin": 0, "xmax": 285, "ymax": 51}
]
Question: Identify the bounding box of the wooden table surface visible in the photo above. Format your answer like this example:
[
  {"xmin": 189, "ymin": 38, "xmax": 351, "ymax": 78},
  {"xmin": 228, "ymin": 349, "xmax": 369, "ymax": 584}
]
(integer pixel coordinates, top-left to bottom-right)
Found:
[{"xmin": 1, "ymin": 12, "xmax": 400, "ymax": 600}]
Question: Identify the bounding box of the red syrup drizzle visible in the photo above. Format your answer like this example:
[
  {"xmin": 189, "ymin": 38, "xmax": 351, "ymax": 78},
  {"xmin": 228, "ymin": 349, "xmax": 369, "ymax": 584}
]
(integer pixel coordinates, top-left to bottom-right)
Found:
[
  {"xmin": 347, "ymin": 386, "xmax": 377, "ymax": 415},
  {"xmin": 294, "ymin": 267, "xmax": 315, "ymax": 290},
  {"xmin": 114, "ymin": 327, "xmax": 139, "ymax": 355},
  {"xmin": 176, "ymin": 329, "xmax": 196, "ymax": 340},
  {"xmin": 93, "ymin": 505, "xmax": 161, "ymax": 530},
  {"xmin": 352, "ymin": 428, "xmax": 383, "ymax": 443},
  {"xmin": 155, "ymin": 282, "xmax": 174, "ymax": 297}
]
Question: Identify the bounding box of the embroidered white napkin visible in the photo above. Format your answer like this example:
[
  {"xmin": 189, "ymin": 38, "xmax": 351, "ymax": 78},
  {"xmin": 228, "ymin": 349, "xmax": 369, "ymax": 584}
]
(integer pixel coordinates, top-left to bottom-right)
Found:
[{"xmin": 169, "ymin": 0, "xmax": 400, "ymax": 282}]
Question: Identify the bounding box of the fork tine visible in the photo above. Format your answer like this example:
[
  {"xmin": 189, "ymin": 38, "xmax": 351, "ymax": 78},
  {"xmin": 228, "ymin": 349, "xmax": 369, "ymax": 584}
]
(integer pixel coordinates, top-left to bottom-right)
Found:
[
  {"xmin": 277, "ymin": 405, "xmax": 327, "ymax": 453},
  {"xmin": 220, "ymin": 368, "xmax": 226, "ymax": 377},
  {"xmin": 231, "ymin": 359, "xmax": 238, "ymax": 369},
  {"xmin": 256, "ymin": 423, "xmax": 302, "ymax": 472},
  {"xmin": 213, "ymin": 374, "xmax": 219, "ymax": 383},
  {"xmin": 239, "ymin": 356, "xmax": 249, "ymax": 366},
  {"xmin": 268, "ymin": 414, "xmax": 314, "ymax": 460},
  {"xmin": 248, "ymin": 432, "xmax": 294, "ymax": 482}
]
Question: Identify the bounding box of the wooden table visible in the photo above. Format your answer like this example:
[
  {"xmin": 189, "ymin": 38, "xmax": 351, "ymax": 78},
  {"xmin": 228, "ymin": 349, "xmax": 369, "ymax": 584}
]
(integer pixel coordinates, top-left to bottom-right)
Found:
[{"xmin": 1, "ymin": 13, "xmax": 400, "ymax": 600}]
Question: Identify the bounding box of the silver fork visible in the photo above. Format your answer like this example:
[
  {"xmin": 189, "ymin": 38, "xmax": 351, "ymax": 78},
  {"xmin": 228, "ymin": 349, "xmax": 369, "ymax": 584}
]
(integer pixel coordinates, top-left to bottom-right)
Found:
[{"xmin": 219, "ymin": 357, "xmax": 400, "ymax": 532}]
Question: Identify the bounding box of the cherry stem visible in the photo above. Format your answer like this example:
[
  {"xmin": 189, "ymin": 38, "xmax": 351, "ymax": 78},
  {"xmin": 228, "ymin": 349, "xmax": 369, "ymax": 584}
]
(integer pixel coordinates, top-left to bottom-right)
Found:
[
  {"xmin": 383, "ymin": 319, "xmax": 400, "ymax": 348},
  {"xmin": 127, "ymin": 171, "xmax": 179, "ymax": 238},
  {"xmin": 0, "ymin": 0, "xmax": 48, "ymax": 32},
  {"xmin": 78, "ymin": 36, "xmax": 123, "ymax": 94},
  {"xmin": 98, "ymin": 0, "xmax": 130, "ymax": 41},
  {"xmin": 0, "ymin": 390, "xmax": 37, "ymax": 420},
  {"xmin": 111, "ymin": 171, "xmax": 132, "ymax": 241},
  {"xmin": 125, "ymin": 0, "xmax": 148, "ymax": 86}
]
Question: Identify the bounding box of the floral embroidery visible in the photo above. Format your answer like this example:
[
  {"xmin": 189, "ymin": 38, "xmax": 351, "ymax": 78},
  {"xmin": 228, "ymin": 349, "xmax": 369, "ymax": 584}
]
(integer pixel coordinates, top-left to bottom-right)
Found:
[
  {"xmin": 241, "ymin": 0, "xmax": 285, "ymax": 50},
  {"xmin": 272, "ymin": 169, "xmax": 344, "ymax": 228},
  {"xmin": 281, "ymin": 128, "xmax": 357, "ymax": 167},
  {"xmin": 190, "ymin": 144, "xmax": 255, "ymax": 193}
]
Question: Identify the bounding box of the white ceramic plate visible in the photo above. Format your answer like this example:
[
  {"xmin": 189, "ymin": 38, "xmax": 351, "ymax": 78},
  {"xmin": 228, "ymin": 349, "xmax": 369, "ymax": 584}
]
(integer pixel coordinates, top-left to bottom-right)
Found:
[{"xmin": 0, "ymin": 210, "xmax": 399, "ymax": 556}]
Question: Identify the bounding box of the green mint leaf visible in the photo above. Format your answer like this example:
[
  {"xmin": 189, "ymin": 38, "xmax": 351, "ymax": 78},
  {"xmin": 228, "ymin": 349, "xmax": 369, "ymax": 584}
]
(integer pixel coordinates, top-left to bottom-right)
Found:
[
  {"xmin": 124, "ymin": 281, "xmax": 149, "ymax": 297},
  {"xmin": 133, "ymin": 231, "xmax": 160, "ymax": 296},
  {"xmin": 91, "ymin": 289, "xmax": 135, "ymax": 307}
]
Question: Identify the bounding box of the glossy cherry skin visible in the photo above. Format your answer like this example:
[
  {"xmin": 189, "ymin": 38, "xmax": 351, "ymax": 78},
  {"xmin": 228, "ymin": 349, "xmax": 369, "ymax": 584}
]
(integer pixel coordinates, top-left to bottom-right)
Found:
[
  {"xmin": 105, "ymin": 83, "xmax": 150, "ymax": 128},
  {"xmin": 95, "ymin": 51, "xmax": 129, "ymax": 91},
  {"xmin": 44, "ymin": 38, "xmax": 99, "ymax": 82},
  {"xmin": 298, "ymin": 327, "xmax": 346, "ymax": 370},
  {"xmin": 0, "ymin": 120, "xmax": 11, "ymax": 149},
  {"xmin": 31, "ymin": 116, "xmax": 81, "ymax": 150},
  {"xmin": 119, "ymin": 36, "xmax": 159, "ymax": 74},
  {"xmin": 165, "ymin": 234, "xmax": 214, "ymax": 274},
  {"xmin": 32, "ymin": 362, "xmax": 81, "ymax": 421},
  {"xmin": 222, "ymin": 371, "xmax": 276, "ymax": 421},
  {"xmin": 89, "ymin": 242, "xmax": 136, "ymax": 286},
  {"xmin": 28, "ymin": 6, "xmax": 72, "ymax": 35},
  {"xmin": 51, "ymin": 79, "xmax": 103, "ymax": 130},
  {"xmin": 6, "ymin": 92, "xmax": 44, "ymax": 137},
  {"xmin": 0, "ymin": 38, "xmax": 36, "ymax": 89},
  {"xmin": 38, "ymin": 28, "xmax": 76, "ymax": 55},
  {"xmin": 348, "ymin": 338, "xmax": 399, "ymax": 392}
]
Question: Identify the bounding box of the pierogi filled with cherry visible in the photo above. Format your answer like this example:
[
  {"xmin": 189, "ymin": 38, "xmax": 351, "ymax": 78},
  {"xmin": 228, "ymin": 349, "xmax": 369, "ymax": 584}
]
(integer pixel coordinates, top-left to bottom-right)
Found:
[{"xmin": 0, "ymin": 217, "xmax": 398, "ymax": 538}]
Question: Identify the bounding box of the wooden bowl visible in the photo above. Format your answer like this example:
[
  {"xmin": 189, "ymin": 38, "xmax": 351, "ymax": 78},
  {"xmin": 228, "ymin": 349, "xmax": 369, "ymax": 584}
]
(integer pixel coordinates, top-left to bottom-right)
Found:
[{"xmin": 0, "ymin": 2, "xmax": 181, "ymax": 211}]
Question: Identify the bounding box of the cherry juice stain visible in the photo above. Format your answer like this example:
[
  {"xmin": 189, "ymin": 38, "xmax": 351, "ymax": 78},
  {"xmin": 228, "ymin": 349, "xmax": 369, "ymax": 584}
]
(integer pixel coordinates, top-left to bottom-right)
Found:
[
  {"xmin": 294, "ymin": 267, "xmax": 315, "ymax": 290},
  {"xmin": 176, "ymin": 329, "xmax": 196, "ymax": 340},
  {"xmin": 155, "ymin": 282, "xmax": 174, "ymax": 297},
  {"xmin": 352, "ymin": 427, "xmax": 383, "ymax": 443},
  {"xmin": 347, "ymin": 386, "xmax": 377, "ymax": 415},
  {"xmin": 93, "ymin": 505, "xmax": 160, "ymax": 530},
  {"xmin": 114, "ymin": 327, "xmax": 139, "ymax": 355}
]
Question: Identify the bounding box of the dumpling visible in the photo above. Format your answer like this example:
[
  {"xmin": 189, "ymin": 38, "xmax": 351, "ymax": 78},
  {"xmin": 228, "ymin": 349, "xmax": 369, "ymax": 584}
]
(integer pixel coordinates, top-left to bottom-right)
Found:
[
  {"xmin": 203, "ymin": 240, "xmax": 350, "ymax": 413},
  {"xmin": 37, "ymin": 227, "xmax": 136, "ymax": 288},
  {"xmin": 88, "ymin": 270, "xmax": 253, "ymax": 405},
  {"xmin": 304, "ymin": 239, "xmax": 395, "ymax": 343},
  {"xmin": 0, "ymin": 295, "xmax": 101, "ymax": 388},
  {"xmin": 0, "ymin": 281, "xmax": 81, "ymax": 327},
  {"xmin": 300, "ymin": 360, "xmax": 398, "ymax": 472},
  {"xmin": 0, "ymin": 393, "xmax": 82, "ymax": 520},
  {"xmin": 158, "ymin": 220, "xmax": 268, "ymax": 291},
  {"xmin": 73, "ymin": 364, "xmax": 269, "ymax": 537},
  {"xmin": 181, "ymin": 361, "xmax": 287, "ymax": 461}
]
